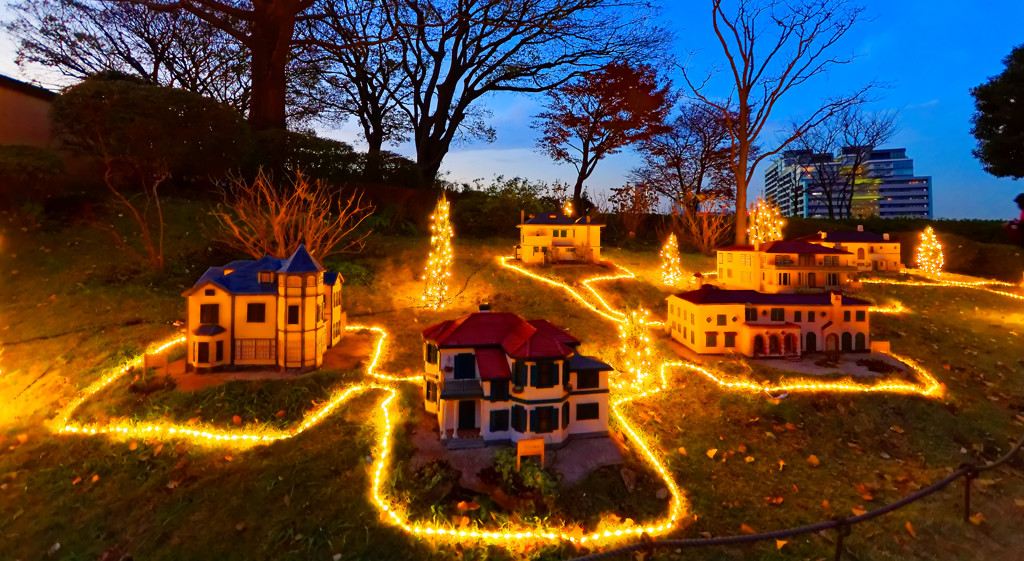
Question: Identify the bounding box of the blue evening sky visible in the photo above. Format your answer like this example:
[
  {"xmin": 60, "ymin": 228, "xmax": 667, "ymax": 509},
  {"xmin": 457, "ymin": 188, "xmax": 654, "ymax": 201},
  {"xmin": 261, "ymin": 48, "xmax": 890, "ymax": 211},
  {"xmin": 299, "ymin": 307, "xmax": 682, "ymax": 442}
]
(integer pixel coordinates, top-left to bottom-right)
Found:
[{"xmin": 2, "ymin": 0, "xmax": 1022, "ymax": 218}]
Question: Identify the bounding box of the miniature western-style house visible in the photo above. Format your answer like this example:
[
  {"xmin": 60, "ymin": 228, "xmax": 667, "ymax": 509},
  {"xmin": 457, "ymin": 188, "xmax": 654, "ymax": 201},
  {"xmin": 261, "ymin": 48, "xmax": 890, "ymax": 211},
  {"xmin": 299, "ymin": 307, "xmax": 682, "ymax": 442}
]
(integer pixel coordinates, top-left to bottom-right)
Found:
[
  {"xmin": 182, "ymin": 244, "xmax": 346, "ymax": 371},
  {"xmin": 515, "ymin": 212, "xmax": 604, "ymax": 265},
  {"xmin": 666, "ymin": 284, "xmax": 872, "ymax": 357},
  {"xmin": 422, "ymin": 307, "xmax": 611, "ymax": 447},
  {"xmin": 797, "ymin": 225, "xmax": 903, "ymax": 272},
  {"xmin": 716, "ymin": 240, "xmax": 858, "ymax": 293}
]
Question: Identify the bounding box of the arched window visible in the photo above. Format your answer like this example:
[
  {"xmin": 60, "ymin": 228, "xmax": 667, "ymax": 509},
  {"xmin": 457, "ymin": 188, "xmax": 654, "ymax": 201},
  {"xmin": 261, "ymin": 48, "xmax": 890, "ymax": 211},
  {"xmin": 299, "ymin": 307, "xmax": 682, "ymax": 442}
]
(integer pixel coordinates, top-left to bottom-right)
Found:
[
  {"xmin": 841, "ymin": 332, "xmax": 853, "ymax": 351},
  {"xmin": 854, "ymin": 332, "xmax": 866, "ymax": 351},
  {"xmin": 857, "ymin": 248, "xmax": 865, "ymax": 259}
]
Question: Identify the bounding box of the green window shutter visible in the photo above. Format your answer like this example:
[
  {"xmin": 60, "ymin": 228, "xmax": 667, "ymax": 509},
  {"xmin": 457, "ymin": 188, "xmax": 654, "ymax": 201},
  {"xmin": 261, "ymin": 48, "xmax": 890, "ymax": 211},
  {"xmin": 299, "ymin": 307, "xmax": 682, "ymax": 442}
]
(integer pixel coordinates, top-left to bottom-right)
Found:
[
  {"xmin": 529, "ymin": 408, "xmax": 539, "ymax": 432},
  {"xmin": 562, "ymin": 402, "xmax": 569, "ymax": 429},
  {"xmin": 530, "ymin": 364, "xmax": 539, "ymax": 387}
]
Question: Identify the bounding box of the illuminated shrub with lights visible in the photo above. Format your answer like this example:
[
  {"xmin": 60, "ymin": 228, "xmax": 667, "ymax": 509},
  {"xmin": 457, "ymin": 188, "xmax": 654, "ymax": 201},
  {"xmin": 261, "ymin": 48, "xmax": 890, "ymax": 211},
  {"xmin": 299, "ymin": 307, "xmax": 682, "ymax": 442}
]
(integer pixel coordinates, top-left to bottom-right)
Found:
[{"xmin": 481, "ymin": 448, "xmax": 559, "ymax": 507}]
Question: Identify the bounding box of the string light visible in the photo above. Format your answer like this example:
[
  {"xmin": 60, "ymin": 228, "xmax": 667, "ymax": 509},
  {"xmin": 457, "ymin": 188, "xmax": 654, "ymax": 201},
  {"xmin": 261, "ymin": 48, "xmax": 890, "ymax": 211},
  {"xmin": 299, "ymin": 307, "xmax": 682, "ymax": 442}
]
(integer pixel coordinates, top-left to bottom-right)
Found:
[
  {"xmin": 861, "ymin": 277, "xmax": 1024, "ymax": 302},
  {"xmin": 660, "ymin": 234, "xmax": 683, "ymax": 286},
  {"xmin": 747, "ymin": 198, "xmax": 784, "ymax": 246},
  {"xmin": 563, "ymin": 199, "xmax": 574, "ymax": 217},
  {"xmin": 422, "ymin": 195, "xmax": 454, "ymax": 310},
  {"xmin": 617, "ymin": 309, "xmax": 655, "ymax": 390},
  {"xmin": 916, "ymin": 226, "xmax": 944, "ymax": 276}
]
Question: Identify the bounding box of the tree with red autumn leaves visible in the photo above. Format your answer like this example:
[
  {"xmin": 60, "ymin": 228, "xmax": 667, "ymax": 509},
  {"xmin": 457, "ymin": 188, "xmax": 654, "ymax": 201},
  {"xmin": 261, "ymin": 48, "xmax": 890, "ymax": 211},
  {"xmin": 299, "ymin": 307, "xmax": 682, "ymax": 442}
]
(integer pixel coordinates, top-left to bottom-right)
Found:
[{"xmin": 534, "ymin": 62, "xmax": 672, "ymax": 211}]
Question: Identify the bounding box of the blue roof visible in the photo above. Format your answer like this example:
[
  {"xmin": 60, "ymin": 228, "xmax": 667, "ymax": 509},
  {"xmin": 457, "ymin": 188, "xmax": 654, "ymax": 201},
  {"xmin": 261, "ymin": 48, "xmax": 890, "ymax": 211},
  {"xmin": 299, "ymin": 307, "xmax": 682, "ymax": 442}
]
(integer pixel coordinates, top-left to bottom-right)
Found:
[
  {"xmin": 279, "ymin": 244, "xmax": 324, "ymax": 273},
  {"xmin": 194, "ymin": 324, "xmax": 226, "ymax": 336},
  {"xmin": 184, "ymin": 246, "xmax": 330, "ymax": 296},
  {"xmin": 324, "ymin": 271, "xmax": 343, "ymax": 285},
  {"xmin": 519, "ymin": 212, "xmax": 603, "ymax": 226}
]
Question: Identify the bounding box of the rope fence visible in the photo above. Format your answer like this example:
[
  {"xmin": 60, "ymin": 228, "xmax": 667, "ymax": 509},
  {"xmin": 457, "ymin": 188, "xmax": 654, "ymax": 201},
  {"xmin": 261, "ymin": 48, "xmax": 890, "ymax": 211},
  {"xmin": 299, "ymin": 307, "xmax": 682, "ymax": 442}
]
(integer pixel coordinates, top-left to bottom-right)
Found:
[{"xmin": 570, "ymin": 432, "xmax": 1024, "ymax": 561}]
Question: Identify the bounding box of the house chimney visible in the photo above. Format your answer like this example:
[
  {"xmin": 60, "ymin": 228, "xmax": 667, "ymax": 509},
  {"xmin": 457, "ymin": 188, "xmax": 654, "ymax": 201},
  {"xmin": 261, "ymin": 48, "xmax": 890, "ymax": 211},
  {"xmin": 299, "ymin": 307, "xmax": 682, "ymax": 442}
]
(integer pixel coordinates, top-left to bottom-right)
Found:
[
  {"xmin": 478, "ymin": 304, "xmax": 491, "ymax": 313},
  {"xmin": 694, "ymin": 272, "xmax": 704, "ymax": 288},
  {"xmin": 819, "ymin": 231, "xmax": 826, "ymax": 240},
  {"xmin": 587, "ymin": 215, "xmax": 591, "ymax": 224},
  {"xmin": 857, "ymin": 224, "xmax": 864, "ymax": 232},
  {"xmin": 883, "ymin": 233, "xmax": 890, "ymax": 241},
  {"xmin": 520, "ymin": 210, "xmax": 525, "ymax": 224}
]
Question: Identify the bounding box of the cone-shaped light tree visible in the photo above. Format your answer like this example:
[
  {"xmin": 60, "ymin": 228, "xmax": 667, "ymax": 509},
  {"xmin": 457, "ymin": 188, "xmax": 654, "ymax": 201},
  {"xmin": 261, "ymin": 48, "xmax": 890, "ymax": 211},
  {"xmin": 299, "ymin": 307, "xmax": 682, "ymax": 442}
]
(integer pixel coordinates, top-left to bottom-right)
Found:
[
  {"xmin": 618, "ymin": 308, "xmax": 654, "ymax": 390},
  {"xmin": 422, "ymin": 195, "xmax": 454, "ymax": 309},
  {"xmin": 916, "ymin": 226, "xmax": 944, "ymax": 276},
  {"xmin": 660, "ymin": 233, "xmax": 683, "ymax": 285},
  {"xmin": 747, "ymin": 198, "xmax": 785, "ymax": 246}
]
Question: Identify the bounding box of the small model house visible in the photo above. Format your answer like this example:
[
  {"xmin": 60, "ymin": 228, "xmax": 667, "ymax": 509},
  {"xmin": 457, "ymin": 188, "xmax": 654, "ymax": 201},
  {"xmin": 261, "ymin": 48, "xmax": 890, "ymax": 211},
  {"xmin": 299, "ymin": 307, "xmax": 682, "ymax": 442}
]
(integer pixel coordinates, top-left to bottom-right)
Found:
[
  {"xmin": 422, "ymin": 307, "xmax": 611, "ymax": 447},
  {"xmin": 666, "ymin": 284, "xmax": 872, "ymax": 357},
  {"xmin": 715, "ymin": 240, "xmax": 858, "ymax": 293},
  {"xmin": 797, "ymin": 225, "xmax": 903, "ymax": 272},
  {"xmin": 515, "ymin": 212, "xmax": 604, "ymax": 265},
  {"xmin": 182, "ymin": 244, "xmax": 346, "ymax": 371}
]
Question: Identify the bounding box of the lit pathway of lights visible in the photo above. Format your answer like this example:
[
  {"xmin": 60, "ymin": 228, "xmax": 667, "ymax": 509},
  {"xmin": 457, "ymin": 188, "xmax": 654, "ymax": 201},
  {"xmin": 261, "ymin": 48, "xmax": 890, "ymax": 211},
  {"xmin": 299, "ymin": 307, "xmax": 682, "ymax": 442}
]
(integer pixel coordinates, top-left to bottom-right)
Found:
[{"xmin": 861, "ymin": 275, "xmax": 1024, "ymax": 302}]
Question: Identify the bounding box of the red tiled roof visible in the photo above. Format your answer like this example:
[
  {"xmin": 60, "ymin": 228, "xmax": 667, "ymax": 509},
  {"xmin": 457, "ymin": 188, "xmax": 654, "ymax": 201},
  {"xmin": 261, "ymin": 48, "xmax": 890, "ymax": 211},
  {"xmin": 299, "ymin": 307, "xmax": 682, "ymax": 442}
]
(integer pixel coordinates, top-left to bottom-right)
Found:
[
  {"xmin": 475, "ymin": 348, "xmax": 512, "ymax": 381},
  {"xmin": 795, "ymin": 231, "xmax": 889, "ymax": 243},
  {"xmin": 422, "ymin": 311, "xmax": 575, "ymax": 359}
]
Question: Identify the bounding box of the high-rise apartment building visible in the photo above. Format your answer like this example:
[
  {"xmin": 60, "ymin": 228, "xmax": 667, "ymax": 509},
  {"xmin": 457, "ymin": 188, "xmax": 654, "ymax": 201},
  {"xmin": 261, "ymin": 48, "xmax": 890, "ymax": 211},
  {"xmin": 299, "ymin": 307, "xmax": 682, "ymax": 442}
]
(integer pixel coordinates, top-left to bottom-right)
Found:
[{"xmin": 763, "ymin": 147, "xmax": 932, "ymax": 219}]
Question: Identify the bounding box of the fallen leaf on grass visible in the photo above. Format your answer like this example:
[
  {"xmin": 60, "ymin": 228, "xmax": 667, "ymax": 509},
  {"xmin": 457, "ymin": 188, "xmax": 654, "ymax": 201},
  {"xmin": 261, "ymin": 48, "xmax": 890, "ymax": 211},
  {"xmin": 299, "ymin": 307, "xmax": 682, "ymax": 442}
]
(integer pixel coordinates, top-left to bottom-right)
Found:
[
  {"xmin": 776, "ymin": 540, "xmax": 788, "ymax": 550},
  {"xmin": 91, "ymin": 474, "xmax": 99, "ymax": 483},
  {"xmin": 822, "ymin": 500, "xmax": 830, "ymax": 510},
  {"xmin": 851, "ymin": 506, "xmax": 867, "ymax": 516},
  {"xmin": 740, "ymin": 523, "xmax": 756, "ymax": 534},
  {"xmin": 764, "ymin": 496, "xmax": 784, "ymax": 505},
  {"xmin": 807, "ymin": 454, "xmax": 820, "ymax": 467},
  {"xmin": 890, "ymin": 425, "xmax": 905, "ymax": 434},
  {"xmin": 969, "ymin": 512, "xmax": 985, "ymax": 526},
  {"xmin": 905, "ymin": 521, "xmax": 917, "ymax": 538},
  {"xmin": 16, "ymin": 434, "xmax": 28, "ymax": 444},
  {"xmin": 459, "ymin": 516, "xmax": 470, "ymax": 528},
  {"xmin": 154, "ymin": 444, "xmax": 163, "ymax": 457},
  {"xmin": 166, "ymin": 480, "xmax": 179, "ymax": 489},
  {"xmin": 235, "ymin": 522, "xmax": 245, "ymax": 531},
  {"xmin": 232, "ymin": 415, "xmax": 242, "ymax": 426},
  {"xmin": 129, "ymin": 441, "xmax": 138, "ymax": 451},
  {"xmin": 283, "ymin": 494, "xmax": 291, "ymax": 507},
  {"xmin": 224, "ymin": 455, "xmax": 233, "ymax": 462},
  {"xmin": 275, "ymin": 410, "xmax": 286, "ymax": 419},
  {"xmin": 737, "ymin": 444, "xmax": 748, "ymax": 453},
  {"xmin": 678, "ymin": 446, "xmax": 687, "ymax": 456},
  {"xmin": 856, "ymin": 483, "xmax": 875, "ymax": 501},
  {"xmin": 72, "ymin": 477, "xmax": 81, "ymax": 485},
  {"xmin": 1014, "ymin": 499, "xmax": 1024, "ymax": 507},
  {"xmin": 706, "ymin": 448, "xmax": 718, "ymax": 459},
  {"xmin": 778, "ymin": 460, "xmax": 786, "ymax": 471},
  {"xmin": 457, "ymin": 500, "xmax": 480, "ymax": 511},
  {"xmin": 745, "ymin": 456, "xmax": 755, "ymax": 463}
]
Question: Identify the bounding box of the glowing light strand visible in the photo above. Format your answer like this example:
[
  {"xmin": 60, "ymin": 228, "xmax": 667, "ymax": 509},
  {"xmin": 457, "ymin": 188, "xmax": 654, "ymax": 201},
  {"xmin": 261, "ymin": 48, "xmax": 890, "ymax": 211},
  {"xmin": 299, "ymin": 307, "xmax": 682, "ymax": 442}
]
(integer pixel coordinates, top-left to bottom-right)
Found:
[
  {"xmin": 747, "ymin": 198, "xmax": 784, "ymax": 246},
  {"xmin": 422, "ymin": 195, "xmax": 454, "ymax": 310}
]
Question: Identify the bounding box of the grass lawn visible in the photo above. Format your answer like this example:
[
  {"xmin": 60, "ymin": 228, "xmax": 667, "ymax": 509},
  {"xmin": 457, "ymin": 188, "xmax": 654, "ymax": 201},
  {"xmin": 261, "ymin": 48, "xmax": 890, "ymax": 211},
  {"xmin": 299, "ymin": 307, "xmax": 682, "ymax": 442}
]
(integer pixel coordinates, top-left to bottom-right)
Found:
[{"xmin": 2, "ymin": 201, "xmax": 1023, "ymax": 560}]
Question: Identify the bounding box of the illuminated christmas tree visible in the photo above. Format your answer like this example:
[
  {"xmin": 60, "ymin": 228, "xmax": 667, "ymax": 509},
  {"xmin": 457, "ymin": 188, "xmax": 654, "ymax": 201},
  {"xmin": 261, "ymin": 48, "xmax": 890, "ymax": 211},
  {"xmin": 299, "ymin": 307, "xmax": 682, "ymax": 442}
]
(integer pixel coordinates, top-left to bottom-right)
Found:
[
  {"xmin": 747, "ymin": 198, "xmax": 784, "ymax": 246},
  {"xmin": 618, "ymin": 308, "xmax": 654, "ymax": 390},
  {"xmin": 422, "ymin": 195, "xmax": 453, "ymax": 309},
  {"xmin": 660, "ymin": 233, "xmax": 683, "ymax": 285},
  {"xmin": 916, "ymin": 226, "xmax": 944, "ymax": 276}
]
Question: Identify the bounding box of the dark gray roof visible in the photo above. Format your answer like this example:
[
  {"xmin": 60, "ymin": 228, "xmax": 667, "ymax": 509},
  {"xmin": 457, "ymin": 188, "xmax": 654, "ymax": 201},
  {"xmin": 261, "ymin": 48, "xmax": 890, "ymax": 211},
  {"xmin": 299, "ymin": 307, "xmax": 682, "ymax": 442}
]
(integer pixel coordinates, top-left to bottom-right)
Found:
[
  {"xmin": 519, "ymin": 213, "xmax": 603, "ymax": 226},
  {"xmin": 194, "ymin": 324, "xmax": 226, "ymax": 336},
  {"xmin": 569, "ymin": 352, "xmax": 612, "ymax": 372},
  {"xmin": 796, "ymin": 231, "xmax": 889, "ymax": 243},
  {"xmin": 672, "ymin": 284, "xmax": 871, "ymax": 307}
]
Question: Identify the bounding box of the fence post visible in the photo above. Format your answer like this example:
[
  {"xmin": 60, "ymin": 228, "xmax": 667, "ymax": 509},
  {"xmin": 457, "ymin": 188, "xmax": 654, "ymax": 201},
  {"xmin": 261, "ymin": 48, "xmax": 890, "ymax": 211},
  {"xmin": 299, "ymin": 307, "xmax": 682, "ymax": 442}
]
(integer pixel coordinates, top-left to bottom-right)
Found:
[
  {"xmin": 961, "ymin": 463, "xmax": 978, "ymax": 523},
  {"xmin": 834, "ymin": 523, "xmax": 851, "ymax": 561}
]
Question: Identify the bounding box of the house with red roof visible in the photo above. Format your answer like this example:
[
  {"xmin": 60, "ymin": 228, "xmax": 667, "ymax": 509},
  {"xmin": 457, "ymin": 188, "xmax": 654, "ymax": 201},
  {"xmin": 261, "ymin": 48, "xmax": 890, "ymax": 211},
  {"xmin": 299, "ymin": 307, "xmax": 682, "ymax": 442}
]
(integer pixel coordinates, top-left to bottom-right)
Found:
[
  {"xmin": 715, "ymin": 239, "xmax": 858, "ymax": 293},
  {"xmin": 421, "ymin": 307, "xmax": 610, "ymax": 447},
  {"xmin": 796, "ymin": 225, "xmax": 903, "ymax": 272},
  {"xmin": 181, "ymin": 245, "xmax": 345, "ymax": 371},
  {"xmin": 515, "ymin": 212, "xmax": 604, "ymax": 265},
  {"xmin": 666, "ymin": 284, "xmax": 872, "ymax": 357}
]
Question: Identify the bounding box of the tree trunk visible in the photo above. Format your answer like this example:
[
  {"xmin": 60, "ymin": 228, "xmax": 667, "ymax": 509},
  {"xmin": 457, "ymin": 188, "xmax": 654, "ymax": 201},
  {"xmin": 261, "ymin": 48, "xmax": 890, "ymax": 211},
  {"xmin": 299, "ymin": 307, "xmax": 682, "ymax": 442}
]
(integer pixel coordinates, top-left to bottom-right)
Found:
[
  {"xmin": 364, "ymin": 130, "xmax": 384, "ymax": 183},
  {"xmin": 572, "ymin": 174, "xmax": 586, "ymax": 212},
  {"xmin": 247, "ymin": 10, "xmax": 295, "ymax": 132}
]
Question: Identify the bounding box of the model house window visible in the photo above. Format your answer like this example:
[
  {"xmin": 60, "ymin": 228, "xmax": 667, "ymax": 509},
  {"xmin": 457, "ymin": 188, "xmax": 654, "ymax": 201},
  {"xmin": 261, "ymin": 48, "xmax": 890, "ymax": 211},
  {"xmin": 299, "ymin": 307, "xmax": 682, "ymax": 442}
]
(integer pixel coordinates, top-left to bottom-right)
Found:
[
  {"xmin": 856, "ymin": 310, "xmax": 865, "ymax": 321},
  {"xmin": 531, "ymin": 361, "xmax": 558, "ymax": 388},
  {"xmin": 778, "ymin": 272, "xmax": 790, "ymax": 286},
  {"xmin": 576, "ymin": 403, "xmax": 600, "ymax": 421},
  {"xmin": 824, "ymin": 256, "xmax": 839, "ymax": 266},
  {"xmin": 258, "ymin": 271, "xmax": 274, "ymax": 283},
  {"xmin": 562, "ymin": 403, "xmax": 570, "ymax": 429},
  {"xmin": 454, "ymin": 353, "xmax": 476, "ymax": 379},
  {"xmin": 794, "ymin": 311, "xmax": 802, "ymax": 322},
  {"xmin": 724, "ymin": 332, "xmax": 736, "ymax": 348},
  {"xmin": 425, "ymin": 343, "xmax": 438, "ymax": 364},
  {"xmin": 690, "ymin": 331, "xmax": 695, "ymax": 344},
  {"xmin": 318, "ymin": 296, "xmax": 326, "ymax": 322},
  {"xmin": 844, "ymin": 310, "xmax": 851, "ymax": 321},
  {"xmin": 726, "ymin": 253, "xmax": 733, "ymax": 263},
  {"xmin": 247, "ymin": 303, "xmax": 266, "ymax": 323},
  {"xmin": 718, "ymin": 253, "xmax": 723, "ymax": 263},
  {"xmin": 215, "ymin": 341, "xmax": 223, "ymax": 362},
  {"xmin": 706, "ymin": 332, "xmax": 717, "ymax": 347},
  {"xmin": 490, "ymin": 380, "xmax": 510, "ymax": 401},
  {"xmin": 204, "ymin": 289, "xmax": 215, "ymax": 296},
  {"xmin": 727, "ymin": 269, "xmax": 733, "ymax": 278},
  {"xmin": 717, "ymin": 314, "xmax": 726, "ymax": 326},
  {"xmin": 490, "ymin": 410, "xmax": 509, "ymax": 432},
  {"xmin": 683, "ymin": 327, "xmax": 687, "ymax": 338},
  {"xmin": 826, "ymin": 273, "xmax": 839, "ymax": 286},
  {"xmin": 199, "ymin": 304, "xmax": 219, "ymax": 324},
  {"xmin": 287, "ymin": 305, "xmax": 299, "ymax": 324},
  {"xmin": 745, "ymin": 308, "xmax": 757, "ymax": 322},
  {"xmin": 770, "ymin": 308, "xmax": 784, "ymax": 321},
  {"xmin": 577, "ymin": 370, "xmax": 600, "ymax": 389},
  {"xmin": 530, "ymin": 407, "xmax": 557, "ymax": 433},
  {"xmin": 511, "ymin": 405, "xmax": 527, "ymax": 433},
  {"xmin": 807, "ymin": 310, "xmax": 815, "ymax": 322},
  {"xmin": 425, "ymin": 381, "xmax": 436, "ymax": 402}
]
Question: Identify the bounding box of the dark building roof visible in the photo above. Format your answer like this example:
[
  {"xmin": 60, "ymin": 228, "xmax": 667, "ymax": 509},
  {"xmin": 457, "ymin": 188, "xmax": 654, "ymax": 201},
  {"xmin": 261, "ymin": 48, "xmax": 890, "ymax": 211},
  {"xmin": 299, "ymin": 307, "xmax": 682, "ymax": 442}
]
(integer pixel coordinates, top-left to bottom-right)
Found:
[
  {"xmin": 324, "ymin": 271, "xmax": 343, "ymax": 285},
  {"xmin": 569, "ymin": 352, "xmax": 612, "ymax": 372},
  {"xmin": 795, "ymin": 231, "xmax": 889, "ymax": 243},
  {"xmin": 671, "ymin": 284, "xmax": 871, "ymax": 307},
  {"xmin": 519, "ymin": 213, "xmax": 603, "ymax": 226},
  {"xmin": 423, "ymin": 311, "xmax": 586, "ymax": 360},
  {"xmin": 718, "ymin": 240, "xmax": 851, "ymax": 255},
  {"xmin": 0, "ymin": 74, "xmax": 57, "ymax": 102},
  {"xmin": 194, "ymin": 324, "xmax": 226, "ymax": 336},
  {"xmin": 184, "ymin": 246, "xmax": 334, "ymax": 296}
]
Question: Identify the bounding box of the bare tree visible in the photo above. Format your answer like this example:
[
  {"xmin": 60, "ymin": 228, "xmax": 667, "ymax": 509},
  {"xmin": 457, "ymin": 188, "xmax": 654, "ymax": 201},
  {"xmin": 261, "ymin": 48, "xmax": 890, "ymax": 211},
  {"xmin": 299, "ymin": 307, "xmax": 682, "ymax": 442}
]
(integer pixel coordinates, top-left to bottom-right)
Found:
[
  {"xmin": 681, "ymin": 0, "xmax": 874, "ymax": 244},
  {"xmin": 384, "ymin": 0, "xmax": 667, "ymax": 186},
  {"xmin": 675, "ymin": 192, "xmax": 733, "ymax": 255},
  {"xmin": 791, "ymin": 105, "xmax": 898, "ymax": 218},
  {"xmin": 5, "ymin": 0, "xmax": 251, "ymax": 110},
  {"xmin": 608, "ymin": 182, "xmax": 658, "ymax": 238},
  {"xmin": 211, "ymin": 169, "xmax": 375, "ymax": 259},
  {"xmin": 631, "ymin": 102, "xmax": 739, "ymax": 213}
]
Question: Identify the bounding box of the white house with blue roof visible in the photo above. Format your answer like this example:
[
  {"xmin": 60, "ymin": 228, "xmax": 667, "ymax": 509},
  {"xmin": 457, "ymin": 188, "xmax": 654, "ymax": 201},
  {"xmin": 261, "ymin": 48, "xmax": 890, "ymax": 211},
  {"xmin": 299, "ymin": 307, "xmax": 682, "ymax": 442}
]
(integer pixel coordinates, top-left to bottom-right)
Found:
[
  {"xmin": 515, "ymin": 212, "xmax": 604, "ymax": 265},
  {"xmin": 182, "ymin": 244, "xmax": 345, "ymax": 371}
]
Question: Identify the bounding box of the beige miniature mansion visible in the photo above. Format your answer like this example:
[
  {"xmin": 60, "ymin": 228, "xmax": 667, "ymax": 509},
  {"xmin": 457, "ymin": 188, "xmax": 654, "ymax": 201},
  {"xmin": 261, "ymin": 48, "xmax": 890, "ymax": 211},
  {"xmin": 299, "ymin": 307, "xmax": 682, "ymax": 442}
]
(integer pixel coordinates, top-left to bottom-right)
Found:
[
  {"xmin": 422, "ymin": 307, "xmax": 610, "ymax": 447},
  {"xmin": 667, "ymin": 284, "xmax": 871, "ymax": 357},
  {"xmin": 182, "ymin": 245, "xmax": 346, "ymax": 371},
  {"xmin": 515, "ymin": 212, "xmax": 604, "ymax": 265},
  {"xmin": 797, "ymin": 225, "xmax": 903, "ymax": 272},
  {"xmin": 716, "ymin": 239, "xmax": 858, "ymax": 293}
]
